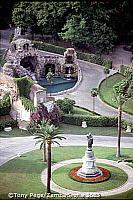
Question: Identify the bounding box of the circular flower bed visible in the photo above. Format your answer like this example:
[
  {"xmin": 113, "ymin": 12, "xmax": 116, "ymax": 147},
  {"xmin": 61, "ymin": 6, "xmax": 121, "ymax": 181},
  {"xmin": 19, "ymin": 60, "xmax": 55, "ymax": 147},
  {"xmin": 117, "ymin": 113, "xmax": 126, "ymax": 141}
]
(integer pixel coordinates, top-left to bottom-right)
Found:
[{"xmin": 69, "ymin": 166, "xmax": 110, "ymax": 183}]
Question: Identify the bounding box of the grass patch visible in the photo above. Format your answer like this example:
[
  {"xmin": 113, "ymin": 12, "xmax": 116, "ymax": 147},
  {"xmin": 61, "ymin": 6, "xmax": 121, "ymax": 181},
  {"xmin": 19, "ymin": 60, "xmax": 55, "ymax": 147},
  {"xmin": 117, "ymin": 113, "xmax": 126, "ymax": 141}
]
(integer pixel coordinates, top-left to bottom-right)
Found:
[
  {"xmin": 0, "ymin": 128, "xmax": 30, "ymax": 137},
  {"xmin": 59, "ymin": 123, "xmax": 132, "ymax": 137},
  {"xmin": 99, "ymin": 73, "xmax": 133, "ymax": 115},
  {"xmin": 0, "ymin": 146, "xmax": 132, "ymax": 199},
  {"xmin": 52, "ymin": 163, "xmax": 127, "ymax": 192},
  {"xmin": 0, "ymin": 124, "xmax": 132, "ymax": 137},
  {"xmin": 73, "ymin": 106, "xmax": 99, "ymax": 116}
]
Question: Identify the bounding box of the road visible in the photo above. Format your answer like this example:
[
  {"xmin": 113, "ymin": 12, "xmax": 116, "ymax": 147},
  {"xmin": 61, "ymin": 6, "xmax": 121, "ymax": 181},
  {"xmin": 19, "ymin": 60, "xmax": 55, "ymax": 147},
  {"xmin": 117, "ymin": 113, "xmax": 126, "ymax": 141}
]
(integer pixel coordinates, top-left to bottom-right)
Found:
[{"xmin": 0, "ymin": 134, "xmax": 133, "ymax": 166}]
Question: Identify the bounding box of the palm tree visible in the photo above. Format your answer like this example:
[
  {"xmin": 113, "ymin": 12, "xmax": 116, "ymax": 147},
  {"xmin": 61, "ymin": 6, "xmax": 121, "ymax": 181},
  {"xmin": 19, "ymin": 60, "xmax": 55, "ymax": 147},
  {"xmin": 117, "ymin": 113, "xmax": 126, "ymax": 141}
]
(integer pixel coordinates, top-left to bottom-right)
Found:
[
  {"xmin": 104, "ymin": 67, "xmax": 110, "ymax": 86},
  {"xmin": 90, "ymin": 88, "xmax": 98, "ymax": 112},
  {"xmin": 34, "ymin": 120, "xmax": 47, "ymax": 162},
  {"xmin": 34, "ymin": 120, "xmax": 66, "ymax": 193},
  {"xmin": 46, "ymin": 71, "xmax": 54, "ymax": 96},
  {"xmin": 113, "ymin": 85, "xmax": 126, "ymax": 158}
]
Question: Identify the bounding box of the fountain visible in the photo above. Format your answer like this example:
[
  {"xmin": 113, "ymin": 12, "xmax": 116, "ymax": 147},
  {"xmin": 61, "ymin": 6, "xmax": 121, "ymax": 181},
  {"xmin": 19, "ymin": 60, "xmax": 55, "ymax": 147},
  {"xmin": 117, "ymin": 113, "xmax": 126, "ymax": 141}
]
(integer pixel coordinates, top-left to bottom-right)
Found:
[
  {"xmin": 77, "ymin": 133, "xmax": 102, "ymax": 178},
  {"xmin": 66, "ymin": 67, "xmax": 71, "ymax": 80}
]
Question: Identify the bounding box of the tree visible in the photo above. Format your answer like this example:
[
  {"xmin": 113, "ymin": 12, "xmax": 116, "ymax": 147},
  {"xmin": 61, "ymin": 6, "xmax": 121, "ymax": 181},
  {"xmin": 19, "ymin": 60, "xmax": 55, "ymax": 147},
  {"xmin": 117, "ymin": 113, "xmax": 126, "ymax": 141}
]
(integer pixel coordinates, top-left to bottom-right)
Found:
[
  {"xmin": 91, "ymin": 20, "xmax": 117, "ymax": 55},
  {"xmin": 34, "ymin": 120, "xmax": 66, "ymax": 193},
  {"xmin": 12, "ymin": 2, "xmax": 36, "ymax": 33},
  {"xmin": 90, "ymin": 88, "xmax": 98, "ymax": 112},
  {"xmin": 104, "ymin": 67, "xmax": 110, "ymax": 86},
  {"xmin": 60, "ymin": 15, "xmax": 90, "ymax": 48},
  {"xmin": 113, "ymin": 81, "xmax": 128, "ymax": 158},
  {"xmin": 46, "ymin": 71, "xmax": 54, "ymax": 96}
]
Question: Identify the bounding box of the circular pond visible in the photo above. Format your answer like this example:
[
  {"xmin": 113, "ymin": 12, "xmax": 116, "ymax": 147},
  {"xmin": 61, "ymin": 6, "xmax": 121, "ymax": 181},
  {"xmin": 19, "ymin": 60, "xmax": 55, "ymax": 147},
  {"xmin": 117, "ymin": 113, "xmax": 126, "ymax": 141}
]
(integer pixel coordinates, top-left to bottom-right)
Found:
[{"xmin": 38, "ymin": 77, "xmax": 77, "ymax": 93}]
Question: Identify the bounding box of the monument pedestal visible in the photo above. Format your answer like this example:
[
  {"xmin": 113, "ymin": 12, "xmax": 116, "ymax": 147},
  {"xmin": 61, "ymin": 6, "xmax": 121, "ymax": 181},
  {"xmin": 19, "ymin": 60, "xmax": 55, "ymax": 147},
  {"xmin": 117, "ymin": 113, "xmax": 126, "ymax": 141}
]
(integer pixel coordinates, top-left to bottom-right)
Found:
[{"xmin": 77, "ymin": 147, "xmax": 102, "ymax": 178}]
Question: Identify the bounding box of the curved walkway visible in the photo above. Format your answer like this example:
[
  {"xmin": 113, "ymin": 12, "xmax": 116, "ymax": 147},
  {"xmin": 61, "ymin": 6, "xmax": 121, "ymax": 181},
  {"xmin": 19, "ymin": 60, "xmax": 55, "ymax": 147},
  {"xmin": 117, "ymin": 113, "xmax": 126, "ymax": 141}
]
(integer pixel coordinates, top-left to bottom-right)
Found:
[
  {"xmin": 41, "ymin": 158, "xmax": 133, "ymax": 197},
  {"xmin": 39, "ymin": 50, "xmax": 133, "ymax": 121}
]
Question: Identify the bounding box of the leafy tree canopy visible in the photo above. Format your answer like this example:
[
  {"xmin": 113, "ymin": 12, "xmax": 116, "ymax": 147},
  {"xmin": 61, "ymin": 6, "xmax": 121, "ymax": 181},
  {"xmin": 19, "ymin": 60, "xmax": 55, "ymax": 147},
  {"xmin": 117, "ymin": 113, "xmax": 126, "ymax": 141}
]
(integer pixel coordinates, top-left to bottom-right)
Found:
[{"xmin": 12, "ymin": 1, "xmax": 133, "ymax": 51}]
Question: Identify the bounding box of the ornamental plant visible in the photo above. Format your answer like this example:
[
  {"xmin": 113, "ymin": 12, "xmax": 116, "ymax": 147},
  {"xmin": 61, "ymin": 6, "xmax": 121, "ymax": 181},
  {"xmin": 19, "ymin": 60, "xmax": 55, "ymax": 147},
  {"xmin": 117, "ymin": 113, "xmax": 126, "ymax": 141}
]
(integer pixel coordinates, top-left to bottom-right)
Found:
[
  {"xmin": 69, "ymin": 166, "xmax": 110, "ymax": 183},
  {"xmin": 30, "ymin": 103, "xmax": 61, "ymax": 126}
]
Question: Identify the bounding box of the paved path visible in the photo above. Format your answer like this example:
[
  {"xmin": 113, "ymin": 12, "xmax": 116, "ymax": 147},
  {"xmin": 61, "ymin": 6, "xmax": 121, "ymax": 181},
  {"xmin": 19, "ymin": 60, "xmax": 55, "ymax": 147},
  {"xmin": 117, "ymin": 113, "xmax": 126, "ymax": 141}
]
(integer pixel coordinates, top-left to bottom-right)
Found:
[
  {"xmin": 41, "ymin": 158, "xmax": 133, "ymax": 197},
  {"xmin": 103, "ymin": 45, "xmax": 132, "ymax": 70},
  {"xmin": 0, "ymin": 134, "xmax": 133, "ymax": 166}
]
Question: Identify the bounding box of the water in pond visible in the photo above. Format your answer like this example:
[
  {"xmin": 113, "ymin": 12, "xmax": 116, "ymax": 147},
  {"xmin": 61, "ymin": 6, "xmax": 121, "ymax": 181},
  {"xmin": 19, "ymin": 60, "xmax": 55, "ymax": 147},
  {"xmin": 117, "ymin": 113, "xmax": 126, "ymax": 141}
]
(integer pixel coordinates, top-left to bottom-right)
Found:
[{"xmin": 38, "ymin": 77, "xmax": 77, "ymax": 93}]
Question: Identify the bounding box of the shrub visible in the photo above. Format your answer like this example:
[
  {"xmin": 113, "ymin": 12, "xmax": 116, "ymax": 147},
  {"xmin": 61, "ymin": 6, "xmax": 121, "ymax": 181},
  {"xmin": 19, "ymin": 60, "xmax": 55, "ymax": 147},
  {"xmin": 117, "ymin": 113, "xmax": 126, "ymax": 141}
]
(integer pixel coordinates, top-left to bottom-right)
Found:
[
  {"xmin": 103, "ymin": 59, "xmax": 112, "ymax": 69},
  {"xmin": 56, "ymin": 98, "xmax": 75, "ymax": 114},
  {"xmin": 122, "ymin": 120, "xmax": 133, "ymax": 132},
  {"xmin": 0, "ymin": 93, "xmax": 11, "ymax": 116},
  {"xmin": 120, "ymin": 65, "xmax": 129, "ymax": 75},
  {"xmin": 31, "ymin": 103, "xmax": 61, "ymax": 126},
  {"xmin": 62, "ymin": 114, "xmax": 118, "ymax": 127},
  {"xmin": 0, "ymin": 120, "xmax": 18, "ymax": 131}
]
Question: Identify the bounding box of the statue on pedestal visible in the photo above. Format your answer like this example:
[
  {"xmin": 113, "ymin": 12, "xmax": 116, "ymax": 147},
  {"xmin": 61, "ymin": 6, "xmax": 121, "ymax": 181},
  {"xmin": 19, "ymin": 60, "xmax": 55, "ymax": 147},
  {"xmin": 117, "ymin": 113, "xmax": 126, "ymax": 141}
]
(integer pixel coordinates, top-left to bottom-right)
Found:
[
  {"xmin": 77, "ymin": 133, "xmax": 102, "ymax": 178},
  {"xmin": 87, "ymin": 133, "xmax": 93, "ymax": 148}
]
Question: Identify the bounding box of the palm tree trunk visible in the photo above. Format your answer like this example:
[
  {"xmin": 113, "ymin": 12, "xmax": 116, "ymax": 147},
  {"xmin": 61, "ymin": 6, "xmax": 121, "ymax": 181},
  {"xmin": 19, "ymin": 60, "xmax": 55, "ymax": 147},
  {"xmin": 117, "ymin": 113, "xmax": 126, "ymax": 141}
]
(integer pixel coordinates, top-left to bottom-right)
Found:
[
  {"xmin": 47, "ymin": 141, "xmax": 51, "ymax": 193},
  {"xmin": 43, "ymin": 141, "xmax": 47, "ymax": 162},
  {"xmin": 116, "ymin": 106, "xmax": 122, "ymax": 158},
  {"xmin": 92, "ymin": 97, "xmax": 95, "ymax": 112},
  {"xmin": 106, "ymin": 75, "xmax": 107, "ymax": 86}
]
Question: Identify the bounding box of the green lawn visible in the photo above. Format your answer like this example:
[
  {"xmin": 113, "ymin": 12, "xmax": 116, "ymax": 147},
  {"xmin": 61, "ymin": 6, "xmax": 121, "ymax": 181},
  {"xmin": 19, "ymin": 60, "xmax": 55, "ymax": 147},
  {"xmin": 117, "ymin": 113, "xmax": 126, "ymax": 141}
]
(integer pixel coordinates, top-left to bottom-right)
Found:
[
  {"xmin": 0, "ymin": 124, "xmax": 132, "ymax": 137},
  {"xmin": 0, "ymin": 128, "xmax": 30, "ymax": 137},
  {"xmin": 53, "ymin": 163, "xmax": 127, "ymax": 192},
  {"xmin": 73, "ymin": 106, "xmax": 98, "ymax": 115},
  {"xmin": 0, "ymin": 146, "xmax": 133, "ymax": 199},
  {"xmin": 59, "ymin": 123, "xmax": 132, "ymax": 137},
  {"xmin": 99, "ymin": 73, "xmax": 133, "ymax": 115}
]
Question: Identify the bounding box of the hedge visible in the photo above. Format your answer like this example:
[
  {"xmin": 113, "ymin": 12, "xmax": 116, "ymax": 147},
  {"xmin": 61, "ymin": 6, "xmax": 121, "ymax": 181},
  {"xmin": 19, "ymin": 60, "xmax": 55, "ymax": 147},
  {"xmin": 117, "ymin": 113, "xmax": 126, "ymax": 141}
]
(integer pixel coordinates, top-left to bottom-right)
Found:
[
  {"xmin": 0, "ymin": 120, "xmax": 18, "ymax": 131},
  {"xmin": 62, "ymin": 114, "xmax": 118, "ymax": 127},
  {"xmin": 33, "ymin": 41, "xmax": 65, "ymax": 55},
  {"xmin": 33, "ymin": 41, "xmax": 112, "ymax": 67}
]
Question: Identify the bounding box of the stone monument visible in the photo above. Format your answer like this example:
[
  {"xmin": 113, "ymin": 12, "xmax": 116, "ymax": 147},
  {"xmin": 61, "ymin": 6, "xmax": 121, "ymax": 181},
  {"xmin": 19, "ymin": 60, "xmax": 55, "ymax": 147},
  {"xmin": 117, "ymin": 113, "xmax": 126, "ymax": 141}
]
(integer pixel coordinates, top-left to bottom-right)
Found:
[{"xmin": 77, "ymin": 133, "xmax": 102, "ymax": 178}]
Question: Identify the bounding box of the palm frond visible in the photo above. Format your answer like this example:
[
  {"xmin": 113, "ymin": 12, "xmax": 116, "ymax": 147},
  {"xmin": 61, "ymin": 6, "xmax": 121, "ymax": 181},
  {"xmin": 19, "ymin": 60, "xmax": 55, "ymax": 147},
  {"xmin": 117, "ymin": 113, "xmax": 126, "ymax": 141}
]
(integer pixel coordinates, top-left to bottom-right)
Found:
[
  {"xmin": 34, "ymin": 136, "xmax": 43, "ymax": 140},
  {"xmin": 39, "ymin": 142, "xmax": 44, "ymax": 150},
  {"xmin": 52, "ymin": 136, "xmax": 66, "ymax": 140},
  {"xmin": 53, "ymin": 141, "xmax": 61, "ymax": 146},
  {"xmin": 35, "ymin": 139, "xmax": 42, "ymax": 146}
]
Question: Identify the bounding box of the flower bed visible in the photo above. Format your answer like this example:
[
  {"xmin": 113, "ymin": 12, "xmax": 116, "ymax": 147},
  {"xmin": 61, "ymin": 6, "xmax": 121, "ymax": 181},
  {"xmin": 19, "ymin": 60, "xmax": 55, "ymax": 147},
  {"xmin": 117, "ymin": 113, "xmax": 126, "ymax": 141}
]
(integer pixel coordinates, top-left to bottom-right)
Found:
[{"xmin": 69, "ymin": 166, "xmax": 110, "ymax": 183}]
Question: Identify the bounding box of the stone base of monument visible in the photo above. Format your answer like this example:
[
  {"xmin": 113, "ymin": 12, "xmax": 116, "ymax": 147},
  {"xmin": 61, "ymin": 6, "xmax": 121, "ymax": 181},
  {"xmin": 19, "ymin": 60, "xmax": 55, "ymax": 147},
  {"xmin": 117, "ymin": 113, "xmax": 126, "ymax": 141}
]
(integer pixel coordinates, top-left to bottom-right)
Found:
[{"xmin": 77, "ymin": 147, "xmax": 102, "ymax": 178}]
